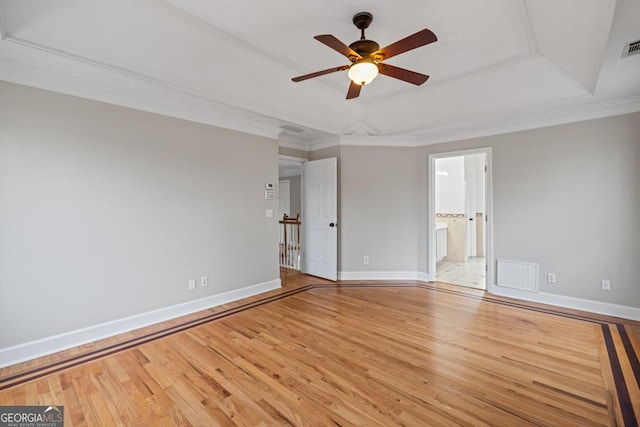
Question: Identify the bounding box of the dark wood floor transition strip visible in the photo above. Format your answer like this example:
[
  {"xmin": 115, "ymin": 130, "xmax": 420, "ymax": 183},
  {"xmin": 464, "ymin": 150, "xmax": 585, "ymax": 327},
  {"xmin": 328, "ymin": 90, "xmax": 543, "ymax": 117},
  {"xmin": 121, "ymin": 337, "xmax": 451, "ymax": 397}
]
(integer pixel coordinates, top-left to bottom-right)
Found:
[
  {"xmin": 617, "ymin": 323, "xmax": 640, "ymax": 388},
  {"xmin": 0, "ymin": 285, "xmax": 312, "ymax": 390},
  {"xmin": 602, "ymin": 324, "xmax": 638, "ymax": 427},
  {"xmin": 1, "ymin": 281, "xmax": 638, "ymax": 426}
]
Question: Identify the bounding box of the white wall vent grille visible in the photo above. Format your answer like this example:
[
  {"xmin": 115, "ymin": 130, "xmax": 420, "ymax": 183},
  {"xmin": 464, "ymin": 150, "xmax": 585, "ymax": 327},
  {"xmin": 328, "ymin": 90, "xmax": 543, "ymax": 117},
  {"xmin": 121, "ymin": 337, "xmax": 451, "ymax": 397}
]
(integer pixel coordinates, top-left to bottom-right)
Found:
[
  {"xmin": 622, "ymin": 40, "xmax": 640, "ymax": 58},
  {"xmin": 496, "ymin": 259, "xmax": 539, "ymax": 292}
]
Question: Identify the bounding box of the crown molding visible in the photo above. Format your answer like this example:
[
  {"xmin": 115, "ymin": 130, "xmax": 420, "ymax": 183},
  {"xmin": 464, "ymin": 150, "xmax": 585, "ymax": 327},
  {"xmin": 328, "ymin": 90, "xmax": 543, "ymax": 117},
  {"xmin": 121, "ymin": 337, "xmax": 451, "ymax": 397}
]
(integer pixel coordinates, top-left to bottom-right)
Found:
[
  {"xmin": 341, "ymin": 121, "xmax": 380, "ymax": 136},
  {"xmin": 3, "ymin": 27, "xmax": 638, "ymax": 150},
  {"xmin": 0, "ymin": 36, "xmax": 284, "ymax": 140},
  {"xmin": 285, "ymin": 91, "xmax": 640, "ymax": 151},
  {"xmin": 340, "ymin": 134, "xmax": 418, "ymax": 147},
  {"xmin": 415, "ymin": 92, "xmax": 640, "ymax": 146}
]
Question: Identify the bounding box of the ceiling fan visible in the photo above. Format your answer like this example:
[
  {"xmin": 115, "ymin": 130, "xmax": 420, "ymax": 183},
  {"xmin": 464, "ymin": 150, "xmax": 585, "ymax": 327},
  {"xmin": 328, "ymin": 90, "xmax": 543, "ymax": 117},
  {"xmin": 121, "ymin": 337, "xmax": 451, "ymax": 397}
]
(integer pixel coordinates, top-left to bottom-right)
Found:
[{"xmin": 292, "ymin": 12, "xmax": 437, "ymax": 99}]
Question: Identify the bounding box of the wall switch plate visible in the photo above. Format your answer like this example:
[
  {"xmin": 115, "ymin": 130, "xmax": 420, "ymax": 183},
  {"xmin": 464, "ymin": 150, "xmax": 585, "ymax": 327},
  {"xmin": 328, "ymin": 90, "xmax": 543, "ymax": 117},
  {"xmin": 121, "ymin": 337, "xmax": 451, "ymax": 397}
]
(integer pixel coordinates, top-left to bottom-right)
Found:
[
  {"xmin": 547, "ymin": 273, "xmax": 556, "ymax": 283},
  {"xmin": 602, "ymin": 279, "xmax": 611, "ymax": 291},
  {"xmin": 265, "ymin": 209, "xmax": 273, "ymax": 218},
  {"xmin": 188, "ymin": 279, "xmax": 196, "ymax": 291},
  {"xmin": 201, "ymin": 276, "xmax": 208, "ymax": 287},
  {"xmin": 363, "ymin": 256, "xmax": 369, "ymax": 265}
]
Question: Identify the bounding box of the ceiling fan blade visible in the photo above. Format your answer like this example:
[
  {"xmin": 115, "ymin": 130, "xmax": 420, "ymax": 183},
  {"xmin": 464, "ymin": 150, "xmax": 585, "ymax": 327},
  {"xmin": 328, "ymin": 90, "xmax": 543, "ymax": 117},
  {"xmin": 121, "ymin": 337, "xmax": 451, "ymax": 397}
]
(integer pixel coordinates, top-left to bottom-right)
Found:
[
  {"xmin": 346, "ymin": 81, "xmax": 362, "ymax": 99},
  {"xmin": 315, "ymin": 34, "xmax": 362, "ymax": 60},
  {"xmin": 292, "ymin": 65, "xmax": 349, "ymax": 82},
  {"xmin": 378, "ymin": 63, "xmax": 429, "ymax": 85},
  {"xmin": 374, "ymin": 29, "xmax": 437, "ymax": 61}
]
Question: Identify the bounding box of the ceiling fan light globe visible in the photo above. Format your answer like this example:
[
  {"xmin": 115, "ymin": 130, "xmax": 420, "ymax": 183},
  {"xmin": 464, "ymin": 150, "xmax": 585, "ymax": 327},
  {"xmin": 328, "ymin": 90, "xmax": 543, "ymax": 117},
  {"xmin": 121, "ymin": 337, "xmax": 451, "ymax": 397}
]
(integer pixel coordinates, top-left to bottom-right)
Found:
[{"xmin": 348, "ymin": 61, "xmax": 379, "ymax": 86}]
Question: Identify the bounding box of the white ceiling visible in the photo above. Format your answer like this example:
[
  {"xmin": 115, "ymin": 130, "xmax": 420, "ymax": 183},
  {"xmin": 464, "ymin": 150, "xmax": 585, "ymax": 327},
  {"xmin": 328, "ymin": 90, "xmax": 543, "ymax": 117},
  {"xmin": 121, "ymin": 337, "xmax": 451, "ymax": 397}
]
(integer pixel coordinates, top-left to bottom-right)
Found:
[{"xmin": 1, "ymin": 0, "xmax": 639, "ymax": 149}]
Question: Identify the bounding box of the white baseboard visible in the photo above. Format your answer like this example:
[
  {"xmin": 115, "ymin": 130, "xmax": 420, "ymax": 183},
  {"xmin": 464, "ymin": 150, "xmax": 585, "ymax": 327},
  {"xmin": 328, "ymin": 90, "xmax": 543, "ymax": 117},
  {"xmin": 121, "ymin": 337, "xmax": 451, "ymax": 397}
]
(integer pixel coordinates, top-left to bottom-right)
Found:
[
  {"xmin": 0, "ymin": 279, "xmax": 281, "ymax": 368},
  {"xmin": 490, "ymin": 285, "xmax": 640, "ymax": 321},
  {"xmin": 339, "ymin": 271, "xmax": 422, "ymax": 281},
  {"xmin": 416, "ymin": 272, "xmax": 432, "ymax": 282}
]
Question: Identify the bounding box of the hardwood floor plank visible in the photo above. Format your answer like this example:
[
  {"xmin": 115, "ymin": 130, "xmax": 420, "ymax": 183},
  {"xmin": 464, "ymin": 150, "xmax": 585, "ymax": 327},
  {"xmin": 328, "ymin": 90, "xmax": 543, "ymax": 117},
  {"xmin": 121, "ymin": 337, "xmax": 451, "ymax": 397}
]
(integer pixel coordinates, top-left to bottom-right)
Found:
[{"xmin": 1, "ymin": 272, "xmax": 639, "ymax": 425}]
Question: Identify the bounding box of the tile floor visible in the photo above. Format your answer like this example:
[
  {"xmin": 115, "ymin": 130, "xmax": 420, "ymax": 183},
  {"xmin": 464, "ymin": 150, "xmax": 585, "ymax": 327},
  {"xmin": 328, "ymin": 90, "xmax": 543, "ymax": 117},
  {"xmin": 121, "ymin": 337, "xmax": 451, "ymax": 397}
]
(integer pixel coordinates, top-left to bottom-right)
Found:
[{"xmin": 436, "ymin": 257, "xmax": 486, "ymax": 290}]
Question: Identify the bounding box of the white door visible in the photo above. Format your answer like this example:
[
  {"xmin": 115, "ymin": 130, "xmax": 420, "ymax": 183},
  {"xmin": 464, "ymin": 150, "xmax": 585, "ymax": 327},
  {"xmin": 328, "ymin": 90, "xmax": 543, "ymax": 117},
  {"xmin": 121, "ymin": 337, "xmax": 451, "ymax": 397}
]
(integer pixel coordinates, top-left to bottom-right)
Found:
[{"xmin": 303, "ymin": 158, "xmax": 338, "ymax": 281}]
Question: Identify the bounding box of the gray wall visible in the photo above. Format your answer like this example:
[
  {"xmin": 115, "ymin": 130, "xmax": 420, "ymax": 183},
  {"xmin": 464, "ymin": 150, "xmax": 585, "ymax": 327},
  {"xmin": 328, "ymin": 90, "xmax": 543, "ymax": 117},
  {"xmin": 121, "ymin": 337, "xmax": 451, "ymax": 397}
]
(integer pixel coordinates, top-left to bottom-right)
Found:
[
  {"xmin": 278, "ymin": 146, "xmax": 309, "ymax": 159},
  {"xmin": 418, "ymin": 112, "xmax": 640, "ymax": 306},
  {"xmin": 309, "ymin": 112, "xmax": 639, "ymax": 308},
  {"xmin": 309, "ymin": 146, "xmax": 341, "ymax": 161},
  {"xmin": 339, "ymin": 146, "xmax": 419, "ymax": 272},
  {"xmin": 0, "ymin": 81, "xmax": 280, "ymax": 348}
]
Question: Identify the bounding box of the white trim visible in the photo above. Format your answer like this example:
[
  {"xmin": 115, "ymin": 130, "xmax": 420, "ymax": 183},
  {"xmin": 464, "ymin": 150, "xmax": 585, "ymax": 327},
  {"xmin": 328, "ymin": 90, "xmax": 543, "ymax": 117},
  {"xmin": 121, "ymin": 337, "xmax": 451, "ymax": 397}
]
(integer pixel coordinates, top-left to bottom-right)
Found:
[
  {"xmin": 0, "ymin": 279, "xmax": 281, "ymax": 368},
  {"xmin": 339, "ymin": 134, "xmax": 417, "ymax": 147},
  {"xmin": 2, "ymin": 29, "xmax": 640, "ymax": 148},
  {"xmin": 339, "ymin": 271, "xmax": 422, "ymax": 281},
  {"xmin": 415, "ymin": 94, "xmax": 640, "ymax": 147},
  {"xmin": 340, "ymin": 122, "xmax": 380, "ymax": 136},
  {"xmin": 0, "ymin": 48, "xmax": 282, "ymax": 140},
  {"xmin": 278, "ymin": 169, "xmax": 303, "ymax": 178},
  {"xmin": 278, "ymin": 154, "xmax": 306, "ymax": 163},
  {"xmin": 490, "ymin": 286, "xmax": 640, "ymax": 322},
  {"xmin": 417, "ymin": 272, "xmax": 432, "ymax": 282}
]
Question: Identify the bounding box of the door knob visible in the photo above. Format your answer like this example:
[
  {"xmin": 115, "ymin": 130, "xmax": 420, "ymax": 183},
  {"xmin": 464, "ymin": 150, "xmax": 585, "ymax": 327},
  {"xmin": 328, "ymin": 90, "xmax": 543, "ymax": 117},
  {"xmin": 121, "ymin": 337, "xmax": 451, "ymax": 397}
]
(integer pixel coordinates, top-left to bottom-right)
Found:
[{"xmin": 329, "ymin": 222, "xmax": 336, "ymax": 227}]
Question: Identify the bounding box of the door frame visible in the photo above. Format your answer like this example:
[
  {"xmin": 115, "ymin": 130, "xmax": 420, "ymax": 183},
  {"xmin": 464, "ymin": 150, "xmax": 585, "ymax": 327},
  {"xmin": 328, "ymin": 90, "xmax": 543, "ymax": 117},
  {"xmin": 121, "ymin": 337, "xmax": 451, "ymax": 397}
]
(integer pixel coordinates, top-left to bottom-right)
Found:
[{"xmin": 428, "ymin": 147, "xmax": 494, "ymax": 290}]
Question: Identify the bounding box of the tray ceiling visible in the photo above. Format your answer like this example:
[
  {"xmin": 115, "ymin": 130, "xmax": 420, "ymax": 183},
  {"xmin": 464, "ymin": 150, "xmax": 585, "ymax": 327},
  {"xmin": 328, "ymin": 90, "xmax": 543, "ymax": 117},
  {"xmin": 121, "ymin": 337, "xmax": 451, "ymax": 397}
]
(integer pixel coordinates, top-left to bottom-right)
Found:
[{"xmin": 0, "ymin": 0, "xmax": 639, "ymax": 148}]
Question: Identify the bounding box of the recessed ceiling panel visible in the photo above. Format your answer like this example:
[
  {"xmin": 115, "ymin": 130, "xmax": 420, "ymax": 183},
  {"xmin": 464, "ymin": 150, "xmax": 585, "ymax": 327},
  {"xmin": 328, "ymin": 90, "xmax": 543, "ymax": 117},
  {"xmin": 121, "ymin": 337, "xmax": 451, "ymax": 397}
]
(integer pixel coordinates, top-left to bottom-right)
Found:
[
  {"xmin": 364, "ymin": 54, "xmax": 591, "ymax": 135},
  {"xmin": 161, "ymin": 0, "xmax": 533, "ymax": 100},
  {"xmin": 0, "ymin": 0, "xmax": 55, "ymax": 34},
  {"xmin": 525, "ymin": 0, "xmax": 617, "ymax": 93},
  {"xmin": 0, "ymin": 0, "xmax": 637, "ymax": 143}
]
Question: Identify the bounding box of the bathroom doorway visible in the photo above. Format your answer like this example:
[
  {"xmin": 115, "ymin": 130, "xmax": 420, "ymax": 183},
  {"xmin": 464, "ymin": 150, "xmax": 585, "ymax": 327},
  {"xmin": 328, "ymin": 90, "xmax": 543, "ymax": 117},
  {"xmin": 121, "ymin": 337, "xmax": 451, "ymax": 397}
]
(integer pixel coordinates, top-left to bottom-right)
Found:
[{"xmin": 428, "ymin": 148, "xmax": 493, "ymax": 290}]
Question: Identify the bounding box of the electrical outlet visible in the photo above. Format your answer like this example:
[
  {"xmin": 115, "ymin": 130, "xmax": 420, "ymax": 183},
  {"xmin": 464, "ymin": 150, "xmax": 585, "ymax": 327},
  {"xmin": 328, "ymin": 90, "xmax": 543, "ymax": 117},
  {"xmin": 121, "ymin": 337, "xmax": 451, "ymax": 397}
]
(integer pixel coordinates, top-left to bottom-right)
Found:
[
  {"xmin": 188, "ymin": 279, "xmax": 196, "ymax": 291},
  {"xmin": 201, "ymin": 276, "xmax": 208, "ymax": 287},
  {"xmin": 601, "ymin": 279, "xmax": 611, "ymax": 291},
  {"xmin": 363, "ymin": 256, "xmax": 369, "ymax": 265},
  {"xmin": 547, "ymin": 273, "xmax": 556, "ymax": 283}
]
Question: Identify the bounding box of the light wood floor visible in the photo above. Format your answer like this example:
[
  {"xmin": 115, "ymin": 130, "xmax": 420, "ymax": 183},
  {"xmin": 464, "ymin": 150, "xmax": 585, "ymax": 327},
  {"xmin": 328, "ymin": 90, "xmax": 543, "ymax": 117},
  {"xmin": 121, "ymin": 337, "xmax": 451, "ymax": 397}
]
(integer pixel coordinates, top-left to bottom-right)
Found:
[{"xmin": 1, "ymin": 269, "xmax": 639, "ymax": 426}]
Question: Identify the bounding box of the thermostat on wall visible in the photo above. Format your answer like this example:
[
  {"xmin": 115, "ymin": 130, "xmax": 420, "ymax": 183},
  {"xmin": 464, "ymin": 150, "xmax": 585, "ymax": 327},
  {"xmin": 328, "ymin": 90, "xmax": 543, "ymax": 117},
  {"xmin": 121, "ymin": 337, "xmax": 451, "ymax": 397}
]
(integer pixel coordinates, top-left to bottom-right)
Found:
[{"xmin": 265, "ymin": 182, "xmax": 275, "ymax": 190}]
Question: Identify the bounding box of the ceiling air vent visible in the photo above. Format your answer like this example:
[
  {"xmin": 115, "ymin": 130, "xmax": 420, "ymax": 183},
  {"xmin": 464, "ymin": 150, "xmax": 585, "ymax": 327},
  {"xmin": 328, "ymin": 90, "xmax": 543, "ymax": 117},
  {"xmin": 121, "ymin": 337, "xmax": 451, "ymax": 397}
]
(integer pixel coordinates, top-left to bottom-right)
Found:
[
  {"xmin": 622, "ymin": 40, "xmax": 640, "ymax": 58},
  {"xmin": 280, "ymin": 125, "xmax": 305, "ymax": 133}
]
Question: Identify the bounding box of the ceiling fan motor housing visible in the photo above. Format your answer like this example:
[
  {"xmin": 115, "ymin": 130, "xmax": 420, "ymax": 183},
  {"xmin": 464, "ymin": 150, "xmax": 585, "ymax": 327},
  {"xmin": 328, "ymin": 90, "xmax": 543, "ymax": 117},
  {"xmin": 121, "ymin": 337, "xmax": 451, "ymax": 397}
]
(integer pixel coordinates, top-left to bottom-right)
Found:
[
  {"xmin": 350, "ymin": 13, "xmax": 380, "ymax": 61},
  {"xmin": 349, "ymin": 39, "xmax": 380, "ymax": 58}
]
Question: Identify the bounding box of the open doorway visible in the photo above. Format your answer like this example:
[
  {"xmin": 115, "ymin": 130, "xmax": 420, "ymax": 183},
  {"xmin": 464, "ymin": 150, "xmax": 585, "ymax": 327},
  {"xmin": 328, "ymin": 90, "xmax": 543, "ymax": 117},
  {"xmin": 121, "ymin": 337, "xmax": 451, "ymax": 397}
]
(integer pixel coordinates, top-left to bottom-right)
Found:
[
  {"xmin": 278, "ymin": 156, "xmax": 304, "ymax": 271},
  {"xmin": 428, "ymin": 149, "xmax": 492, "ymax": 290}
]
